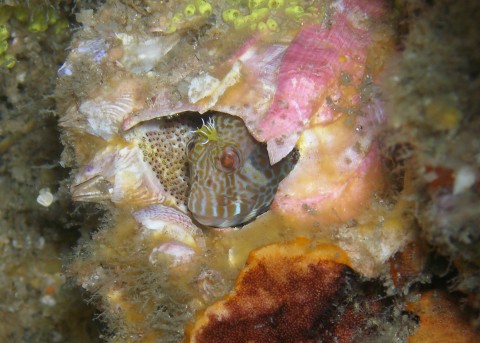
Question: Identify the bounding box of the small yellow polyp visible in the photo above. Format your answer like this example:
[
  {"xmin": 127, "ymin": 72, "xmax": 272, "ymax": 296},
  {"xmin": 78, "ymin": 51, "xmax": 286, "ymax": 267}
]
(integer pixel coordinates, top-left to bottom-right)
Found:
[
  {"xmin": 172, "ymin": 13, "xmax": 184, "ymax": 24},
  {"xmin": 266, "ymin": 18, "xmax": 278, "ymax": 31},
  {"xmin": 285, "ymin": 5, "xmax": 304, "ymax": 19},
  {"xmin": 257, "ymin": 21, "xmax": 267, "ymax": 31},
  {"xmin": 251, "ymin": 8, "xmax": 269, "ymax": 21},
  {"xmin": 268, "ymin": 0, "xmax": 284, "ymax": 9},
  {"xmin": 222, "ymin": 9, "xmax": 240, "ymax": 23},
  {"xmin": 165, "ymin": 24, "xmax": 177, "ymax": 34},
  {"xmin": 29, "ymin": 9, "xmax": 49, "ymax": 32},
  {"xmin": 1, "ymin": 54, "xmax": 16, "ymax": 68},
  {"xmin": 249, "ymin": 0, "xmax": 268, "ymax": 10},
  {"xmin": 195, "ymin": 0, "xmax": 212, "ymax": 16},
  {"xmin": 0, "ymin": 40, "xmax": 7, "ymax": 54},
  {"xmin": 234, "ymin": 15, "xmax": 251, "ymax": 29},
  {"xmin": 0, "ymin": 25, "xmax": 9, "ymax": 41},
  {"xmin": 184, "ymin": 4, "xmax": 196, "ymax": 16}
]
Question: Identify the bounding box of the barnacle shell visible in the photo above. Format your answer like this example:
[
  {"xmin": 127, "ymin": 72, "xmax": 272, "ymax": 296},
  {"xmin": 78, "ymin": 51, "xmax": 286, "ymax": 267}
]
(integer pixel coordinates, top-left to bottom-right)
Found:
[
  {"xmin": 71, "ymin": 144, "xmax": 167, "ymax": 206},
  {"xmin": 59, "ymin": 0, "xmax": 412, "ymax": 339},
  {"xmin": 60, "ymin": 78, "xmax": 146, "ymax": 140}
]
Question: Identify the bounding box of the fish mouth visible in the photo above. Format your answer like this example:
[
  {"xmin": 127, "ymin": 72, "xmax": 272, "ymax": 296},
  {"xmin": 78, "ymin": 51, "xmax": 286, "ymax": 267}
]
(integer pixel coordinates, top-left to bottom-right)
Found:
[
  {"xmin": 189, "ymin": 202, "xmax": 263, "ymax": 228},
  {"xmin": 190, "ymin": 211, "xmax": 234, "ymax": 228},
  {"xmin": 190, "ymin": 211, "xmax": 250, "ymax": 228}
]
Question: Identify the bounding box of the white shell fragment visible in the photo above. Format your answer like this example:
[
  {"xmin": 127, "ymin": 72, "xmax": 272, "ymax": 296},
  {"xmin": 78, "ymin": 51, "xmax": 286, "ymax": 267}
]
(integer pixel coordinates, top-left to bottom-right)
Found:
[
  {"xmin": 187, "ymin": 62, "xmax": 242, "ymax": 108},
  {"xmin": 36, "ymin": 188, "xmax": 56, "ymax": 207},
  {"xmin": 453, "ymin": 166, "xmax": 476, "ymax": 194},
  {"xmin": 188, "ymin": 73, "xmax": 221, "ymax": 104},
  {"xmin": 206, "ymin": 61, "xmax": 242, "ymax": 108},
  {"xmin": 117, "ymin": 34, "xmax": 180, "ymax": 74},
  {"xmin": 82, "ymin": 96, "xmax": 136, "ymax": 140},
  {"xmin": 134, "ymin": 204, "xmax": 205, "ymax": 250},
  {"xmin": 77, "ymin": 38, "xmax": 109, "ymax": 63},
  {"xmin": 148, "ymin": 241, "xmax": 196, "ymax": 266},
  {"xmin": 60, "ymin": 80, "xmax": 144, "ymax": 140}
]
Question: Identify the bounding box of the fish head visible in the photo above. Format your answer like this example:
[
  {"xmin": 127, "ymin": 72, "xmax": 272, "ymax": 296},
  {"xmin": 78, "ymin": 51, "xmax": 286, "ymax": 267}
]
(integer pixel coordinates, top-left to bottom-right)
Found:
[{"xmin": 187, "ymin": 113, "xmax": 282, "ymax": 228}]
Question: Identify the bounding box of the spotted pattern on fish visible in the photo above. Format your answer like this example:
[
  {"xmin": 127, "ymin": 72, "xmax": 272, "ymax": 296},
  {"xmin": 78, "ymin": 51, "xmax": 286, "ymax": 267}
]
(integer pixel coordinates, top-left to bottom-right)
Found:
[
  {"xmin": 136, "ymin": 116, "xmax": 200, "ymax": 210},
  {"xmin": 187, "ymin": 113, "xmax": 295, "ymax": 227}
]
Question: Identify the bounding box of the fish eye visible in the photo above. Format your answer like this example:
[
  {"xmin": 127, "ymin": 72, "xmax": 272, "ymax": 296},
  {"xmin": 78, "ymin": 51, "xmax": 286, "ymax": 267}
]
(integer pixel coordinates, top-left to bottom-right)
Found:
[{"xmin": 217, "ymin": 145, "xmax": 240, "ymax": 173}]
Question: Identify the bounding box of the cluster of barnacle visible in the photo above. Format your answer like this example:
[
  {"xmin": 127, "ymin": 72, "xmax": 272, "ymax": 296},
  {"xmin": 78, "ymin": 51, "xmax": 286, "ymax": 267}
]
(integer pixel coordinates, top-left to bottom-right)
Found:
[{"xmin": 56, "ymin": 0, "xmax": 408, "ymax": 340}]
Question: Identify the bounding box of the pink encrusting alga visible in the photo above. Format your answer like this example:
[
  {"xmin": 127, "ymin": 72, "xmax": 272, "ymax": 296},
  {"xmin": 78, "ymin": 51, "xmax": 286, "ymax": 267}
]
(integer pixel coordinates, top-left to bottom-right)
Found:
[
  {"xmin": 265, "ymin": 2, "xmax": 390, "ymax": 228},
  {"xmin": 259, "ymin": 14, "xmax": 379, "ymax": 163}
]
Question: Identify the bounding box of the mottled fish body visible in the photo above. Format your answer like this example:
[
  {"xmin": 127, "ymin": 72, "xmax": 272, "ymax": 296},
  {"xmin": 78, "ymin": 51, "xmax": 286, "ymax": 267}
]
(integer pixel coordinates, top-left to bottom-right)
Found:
[{"xmin": 187, "ymin": 113, "xmax": 294, "ymax": 227}]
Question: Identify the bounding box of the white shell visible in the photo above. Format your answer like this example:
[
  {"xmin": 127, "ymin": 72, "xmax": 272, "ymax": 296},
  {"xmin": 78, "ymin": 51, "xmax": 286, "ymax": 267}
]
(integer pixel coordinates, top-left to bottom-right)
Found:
[
  {"xmin": 188, "ymin": 73, "xmax": 220, "ymax": 104},
  {"xmin": 454, "ymin": 166, "xmax": 476, "ymax": 194},
  {"xmin": 134, "ymin": 204, "xmax": 205, "ymax": 250},
  {"xmin": 36, "ymin": 188, "xmax": 56, "ymax": 207},
  {"xmin": 60, "ymin": 80, "xmax": 144, "ymax": 140},
  {"xmin": 148, "ymin": 241, "xmax": 196, "ymax": 266},
  {"xmin": 117, "ymin": 33, "xmax": 180, "ymax": 74}
]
